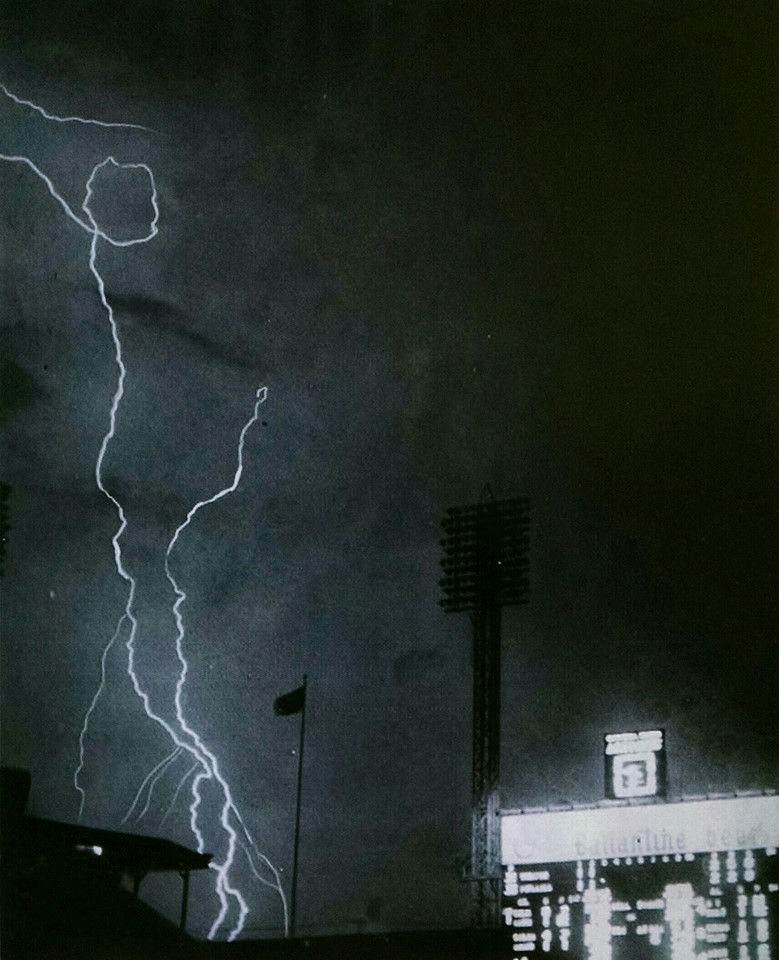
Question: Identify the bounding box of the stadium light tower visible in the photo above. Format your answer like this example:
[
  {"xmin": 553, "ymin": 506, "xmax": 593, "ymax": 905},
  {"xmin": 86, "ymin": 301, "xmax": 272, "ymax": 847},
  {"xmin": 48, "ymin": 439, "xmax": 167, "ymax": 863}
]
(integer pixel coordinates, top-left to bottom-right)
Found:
[{"xmin": 439, "ymin": 491, "xmax": 530, "ymax": 927}]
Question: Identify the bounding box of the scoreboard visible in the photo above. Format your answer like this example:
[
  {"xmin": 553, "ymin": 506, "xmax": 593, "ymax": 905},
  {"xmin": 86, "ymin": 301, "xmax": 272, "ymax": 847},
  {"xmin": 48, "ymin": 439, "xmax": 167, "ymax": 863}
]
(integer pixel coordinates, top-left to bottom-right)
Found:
[{"xmin": 500, "ymin": 794, "xmax": 779, "ymax": 959}]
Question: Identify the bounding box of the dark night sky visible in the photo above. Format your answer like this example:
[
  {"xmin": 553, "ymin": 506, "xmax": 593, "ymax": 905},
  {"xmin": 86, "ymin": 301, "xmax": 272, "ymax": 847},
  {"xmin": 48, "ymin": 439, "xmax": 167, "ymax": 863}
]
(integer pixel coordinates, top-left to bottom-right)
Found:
[{"xmin": 1, "ymin": 0, "xmax": 776, "ymax": 941}]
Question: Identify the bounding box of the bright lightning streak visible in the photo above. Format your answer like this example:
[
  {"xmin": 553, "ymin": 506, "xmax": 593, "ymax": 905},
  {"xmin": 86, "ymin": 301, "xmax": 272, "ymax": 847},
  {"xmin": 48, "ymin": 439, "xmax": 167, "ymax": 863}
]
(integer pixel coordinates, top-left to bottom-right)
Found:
[
  {"xmin": 0, "ymin": 154, "xmax": 159, "ymax": 248},
  {"xmin": 0, "ymin": 154, "xmax": 95, "ymax": 232},
  {"xmin": 189, "ymin": 771, "xmax": 209, "ymax": 853},
  {"xmin": 134, "ymin": 753, "xmax": 181, "ymax": 823},
  {"xmin": 80, "ymin": 160, "xmax": 206, "ymax": 805},
  {"xmin": 1, "ymin": 108, "xmax": 174, "ymax": 826},
  {"xmin": 0, "ymin": 82, "xmax": 154, "ymax": 131},
  {"xmin": 75, "ymin": 614, "xmax": 127, "ymax": 821},
  {"xmin": 83, "ymin": 156, "xmax": 160, "ymax": 247},
  {"xmin": 0, "ymin": 148, "xmax": 180, "ymax": 814},
  {"xmin": 161, "ymin": 761, "xmax": 200, "ymax": 827},
  {"xmin": 2, "ymin": 115, "xmax": 211, "ymax": 828},
  {"xmin": 122, "ymin": 747, "xmax": 182, "ymax": 825},
  {"xmin": 3, "ymin": 83, "xmax": 286, "ymax": 941},
  {"xmin": 164, "ymin": 386, "xmax": 289, "ymax": 941}
]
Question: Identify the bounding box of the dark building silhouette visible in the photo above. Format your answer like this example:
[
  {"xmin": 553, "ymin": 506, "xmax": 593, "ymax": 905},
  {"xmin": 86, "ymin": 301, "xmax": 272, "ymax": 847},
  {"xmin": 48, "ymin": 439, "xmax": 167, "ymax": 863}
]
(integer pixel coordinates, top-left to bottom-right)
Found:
[{"xmin": 0, "ymin": 767, "xmax": 210, "ymax": 958}]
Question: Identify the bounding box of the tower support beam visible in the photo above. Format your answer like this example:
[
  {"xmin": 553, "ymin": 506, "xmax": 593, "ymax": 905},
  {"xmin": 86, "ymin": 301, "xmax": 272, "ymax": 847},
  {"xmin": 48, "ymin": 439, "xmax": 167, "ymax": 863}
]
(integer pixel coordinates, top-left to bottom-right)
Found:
[
  {"xmin": 438, "ymin": 496, "xmax": 529, "ymax": 928},
  {"xmin": 469, "ymin": 604, "xmax": 502, "ymax": 926}
]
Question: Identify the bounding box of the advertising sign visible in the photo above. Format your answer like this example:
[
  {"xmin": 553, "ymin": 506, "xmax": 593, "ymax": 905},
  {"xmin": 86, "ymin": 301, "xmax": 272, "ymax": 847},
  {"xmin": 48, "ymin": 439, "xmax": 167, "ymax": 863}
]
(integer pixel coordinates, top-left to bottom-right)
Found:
[
  {"xmin": 604, "ymin": 730, "xmax": 666, "ymax": 800},
  {"xmin": 502, "ymin": 794, "xmax": 779, "ymax": 866}
]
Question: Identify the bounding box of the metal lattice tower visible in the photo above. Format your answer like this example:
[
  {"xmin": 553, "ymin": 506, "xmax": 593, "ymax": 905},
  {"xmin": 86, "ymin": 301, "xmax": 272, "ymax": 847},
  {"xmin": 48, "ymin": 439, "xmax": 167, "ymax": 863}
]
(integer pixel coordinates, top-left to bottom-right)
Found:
[{"xmin": 439, "ymin": 495, "xmax": 530, "ymax": 927}]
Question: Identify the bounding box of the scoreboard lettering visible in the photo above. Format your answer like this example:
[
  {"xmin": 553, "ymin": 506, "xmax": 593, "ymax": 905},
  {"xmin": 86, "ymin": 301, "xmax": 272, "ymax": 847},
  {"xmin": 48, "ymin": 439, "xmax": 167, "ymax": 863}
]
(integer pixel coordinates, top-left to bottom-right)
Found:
[{"xmin": 501, "ymin": 795, "xmax": 779, "ymax": 959}]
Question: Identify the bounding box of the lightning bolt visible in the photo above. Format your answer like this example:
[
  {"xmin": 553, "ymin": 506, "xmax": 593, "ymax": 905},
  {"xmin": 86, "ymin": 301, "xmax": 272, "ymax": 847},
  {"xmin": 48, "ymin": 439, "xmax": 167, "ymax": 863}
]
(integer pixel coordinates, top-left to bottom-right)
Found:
[
  {"xmin": 161, "ymin": 761, "xmax": 199, "ymax": 827},
  {"xmin": 122, "ymin": 747, "xmax": 183, "ymax": 825},
  {"xmin": 74, "ymin": 613, "xmax": 127, "ymax": 820},
  {"xmin": 0, "ymin": 82, "xmax": 153, "ymax": 131},
  {"xmin": 0, "ymin": 144, "xmax": 173, "ymax": 813},
  {"xmin": 164, "ymin": 386, "xmax": 289, "ymax": 941},
  {"xmin": 2, "ymin": 83, "xmax": 287, "ymax": 940}
]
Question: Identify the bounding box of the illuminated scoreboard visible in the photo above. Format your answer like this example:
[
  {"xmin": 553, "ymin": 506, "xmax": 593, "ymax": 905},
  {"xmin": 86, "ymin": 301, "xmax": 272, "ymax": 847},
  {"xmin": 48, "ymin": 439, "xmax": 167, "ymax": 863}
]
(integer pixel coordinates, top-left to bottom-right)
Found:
[{"xmin": 500, "ymin": 794, "xmax": 779, "ymax": 959}]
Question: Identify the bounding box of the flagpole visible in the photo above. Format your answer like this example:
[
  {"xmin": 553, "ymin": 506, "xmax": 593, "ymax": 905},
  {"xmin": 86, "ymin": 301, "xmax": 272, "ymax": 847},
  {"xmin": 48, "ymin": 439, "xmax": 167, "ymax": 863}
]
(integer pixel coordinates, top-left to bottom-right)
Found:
[{"xmin": 290, "ymin": 674, "xmax": 307, "ymax": 938}]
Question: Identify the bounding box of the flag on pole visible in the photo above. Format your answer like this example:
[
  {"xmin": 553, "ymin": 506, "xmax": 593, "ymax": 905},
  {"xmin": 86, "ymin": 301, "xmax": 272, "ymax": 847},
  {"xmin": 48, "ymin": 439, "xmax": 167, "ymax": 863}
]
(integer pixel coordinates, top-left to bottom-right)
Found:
[{"xmin": 274, "ymin": 684, "xmax": 306, "ymax": 716}]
